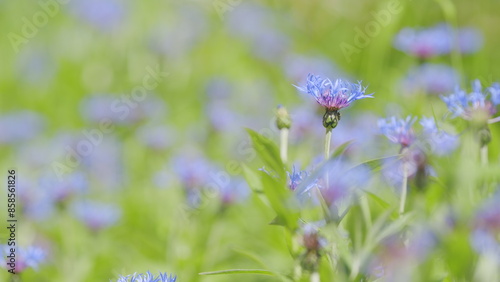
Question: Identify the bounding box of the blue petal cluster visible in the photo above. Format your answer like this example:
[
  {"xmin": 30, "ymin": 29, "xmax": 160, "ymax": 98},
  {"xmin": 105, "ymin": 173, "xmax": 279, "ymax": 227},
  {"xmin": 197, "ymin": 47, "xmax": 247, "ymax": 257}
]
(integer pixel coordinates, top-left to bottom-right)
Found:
[
  {"xmin": 117, "ymin": 271, "xmax": 177, "ymax": 282},
  {"xmin": 441, "ymin": 80, "xmax": 498, "ymax": 119},
  {"xmin": 378, "ymin": 116, "xmax": 417, "ymax": 148},
  {"xmin": 295, "ymin": 74, "xmax": 373, "ymax": 111}
]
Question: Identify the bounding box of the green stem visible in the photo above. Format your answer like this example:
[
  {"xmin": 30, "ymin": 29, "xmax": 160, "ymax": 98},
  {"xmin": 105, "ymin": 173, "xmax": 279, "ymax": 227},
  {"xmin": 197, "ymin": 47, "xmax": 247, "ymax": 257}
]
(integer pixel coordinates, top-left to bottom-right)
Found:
[
  {"xmin": 399, "ymin": 160, "xmax": 408, "ymax": 216},
  {"xmin": 324, "ymin": 128, "xmax": 332, "ymax": 160},
  {"xmin": 310, "ymin": 272, "xmax": 320, "ymax": 282},
  {"xmin": 280, "ymin": 128, "xmax": 289, "ymax": 164},
  {"xmin": 480, "ymin": 146, "xmax": 488, "ymax": 167}
]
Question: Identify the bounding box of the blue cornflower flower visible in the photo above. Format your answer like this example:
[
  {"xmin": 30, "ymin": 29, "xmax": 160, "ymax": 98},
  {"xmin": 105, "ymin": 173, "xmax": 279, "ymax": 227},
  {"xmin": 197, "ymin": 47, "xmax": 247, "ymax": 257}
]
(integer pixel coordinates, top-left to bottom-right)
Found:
[
  {"xmin": 287, "ymin": 166, "xmax": 310, "ymax": 191},
  {"xmin": 116, "ymin": 271, "xmax": 177, "ymax": 282},
  {"xmin": 378, "ymin": 116, "xmax": 417, "ymax": 148},
  {"xmin": 441, "ymin": 80, "xmax": 498, "ymax": 121},
  {"xmin": 1, "ymin": 245, "xmax": 46, "ymax": 273},
  {"xmin": 295, "ymin": 74, "xmax": 372, "ymax": 112}
]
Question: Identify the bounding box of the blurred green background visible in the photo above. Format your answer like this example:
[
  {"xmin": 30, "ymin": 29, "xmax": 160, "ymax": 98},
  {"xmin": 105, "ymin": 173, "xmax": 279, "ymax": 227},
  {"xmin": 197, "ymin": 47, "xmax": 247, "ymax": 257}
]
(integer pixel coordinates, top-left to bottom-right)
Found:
[{"xmin": 0, "ymin": 0, "xmax": 500, "ymax": 281}]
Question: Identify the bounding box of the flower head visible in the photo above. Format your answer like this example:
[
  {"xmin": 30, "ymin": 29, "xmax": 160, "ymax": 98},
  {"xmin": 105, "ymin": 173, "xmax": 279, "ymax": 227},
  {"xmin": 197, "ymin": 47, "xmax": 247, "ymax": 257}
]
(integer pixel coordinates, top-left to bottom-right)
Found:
[
  {"xmin": 117, "ymin": 271, "xmax": 177, "ymax": 282},
  {"xmin": 287, "ymin": 166, "xmax": 310, "ymax": 191},
  {"xmin": 441, "ymin": 80, "xmax": 498, "ymax": 121},
  {"xmin": 378, "ymin": 116, "xmax": 417, "ymax": 148},
  {"xmin": 295, "ymin": 74, "xmax": 372, "ymax": 112}
]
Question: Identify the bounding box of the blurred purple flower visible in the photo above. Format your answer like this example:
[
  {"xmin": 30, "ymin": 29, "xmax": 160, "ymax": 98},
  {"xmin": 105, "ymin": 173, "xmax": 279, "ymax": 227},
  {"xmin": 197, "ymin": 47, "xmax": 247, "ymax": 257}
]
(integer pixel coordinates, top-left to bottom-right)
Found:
[
  {"xmin": 0, "ymin": 111, "xmax": 45, "ymax": 144},
  {"xmin": 399, "ymin": 64, "xmax": 459, "ymax": 94},
  {"xmin": 1, "ymin": 245, "xmax": 46, "ymax": 273},
  {"xmin": 295, "ymin": 74, "xmax": 372, "ymax": 111},
  {"xmin": 72, "ymin": 200, "xmax": 121, "ymax": 231}
]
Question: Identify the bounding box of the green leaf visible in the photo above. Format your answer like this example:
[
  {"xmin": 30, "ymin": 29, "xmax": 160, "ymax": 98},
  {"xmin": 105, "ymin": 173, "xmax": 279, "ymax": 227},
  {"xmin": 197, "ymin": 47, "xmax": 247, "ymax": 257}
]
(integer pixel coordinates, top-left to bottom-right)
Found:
[
  {"xmin": 331, "ymin": 140, "xmax": 354, "ymax": 159},
  {"xmin": 242, "ymin": 164, "xmax": 264, "ymax": 193},
  {"xmin": 199, "ymin": 269, "xmax": 276, "ymax": 276},
  {"xmin": 363, "ymin": 190, "xmax": 390, "ymax": 209},
  {"xmin": 351, "ymin": 155, "xmax": 399, "ymax": 172},
  {"xmin": 246, "ymin": 129, "xmax": 286, "ymax": 181}
]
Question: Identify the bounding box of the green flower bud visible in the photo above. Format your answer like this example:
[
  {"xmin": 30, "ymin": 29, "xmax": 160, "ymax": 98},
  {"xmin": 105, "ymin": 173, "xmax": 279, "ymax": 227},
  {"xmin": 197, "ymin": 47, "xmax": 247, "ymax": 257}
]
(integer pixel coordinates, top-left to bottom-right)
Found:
[
  {"xmin": 477, "ymin": 126, "xmax": 491, "ymax": 147},
  {"xmin": 276, "ymin": 105, "xmax": 291, "ymax": 130},
  {"xmin": 323, "ymin": 110, "xmax": 341, "ymax": 129}
]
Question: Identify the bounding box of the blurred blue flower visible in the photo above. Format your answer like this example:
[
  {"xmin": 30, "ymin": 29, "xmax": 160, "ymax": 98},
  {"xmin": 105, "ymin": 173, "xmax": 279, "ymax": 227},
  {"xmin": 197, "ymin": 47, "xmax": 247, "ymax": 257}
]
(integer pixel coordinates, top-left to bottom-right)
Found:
[
  {"xmin": 117, "ymin": 271, "xmax": 177, "ymax": 282},
  {"xmin": 470, "ymin": 194, "xmax": 500, "ymax": 260},
  {"xmin": 394, "ymin": 24, "xmax": 451, "ymax": 58},
  {"xmin": 471, "ymin": 229, "xmax": 500, "ymax": 261},
  {"xmin": 378, "ymin": 116, "xmax": 417, "ymax": 148},
  {"xmin": 68, "ymin": 0, "xmax": 126, "ymax": 32},
  {"xmin": 218, "ymin": 177, "xmax": 250, "ymax": 205},
  {"xmin": 136, "ymin": 123, "xmax": 175, "ymax": 150},
  {"xmin": 441, "ymin": 80, "xmax": 498, "ymax": 120},
  {"xmin": 457, "ymin": 27, "xmax": 483, "ymax": 54},
  {"xmin": 488, "ymin": 83, "xmax": 500, "ymax": 106},
  {"xmin": 16, "ymin": 48, "xmax": 57, "ymax": 86},
  {"xmin": 82, "ymin": 137, "xmax": 124, "ymax": 190},
  {"xmin": 399, "ymin": 64, "xmax": 459, "ymax": 95},
  {"xmin": 72, "ymin": 200, "xmax": 121, "ymax": 231},
  {"xmin": 295, "ymin": 74, "xmax": 372, "ymax": 111},
  {"xmin": 287, "ymin": 166, "xmax": 313, "ymax": 191},
  {"xmin": 1, "ymin": 245, "xmax": 46, "ymax": 273},
  {"xmin": 315, "ymin": 159, "xmax": 371, "ymax": 207},
  {"xmin": 39, "ymin": 171, "xmax": 88, "ymax": 202},
  {"xmin": 420, "ymin": 117, "xmax": 459, "ymax": 155},
  {"xmin": 0, "ymin": 111, "xmax": 45, "ymax": 144},
  {"xmin": 394, "ymin": 24, "xmax": 483, "ymax": 58}
]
